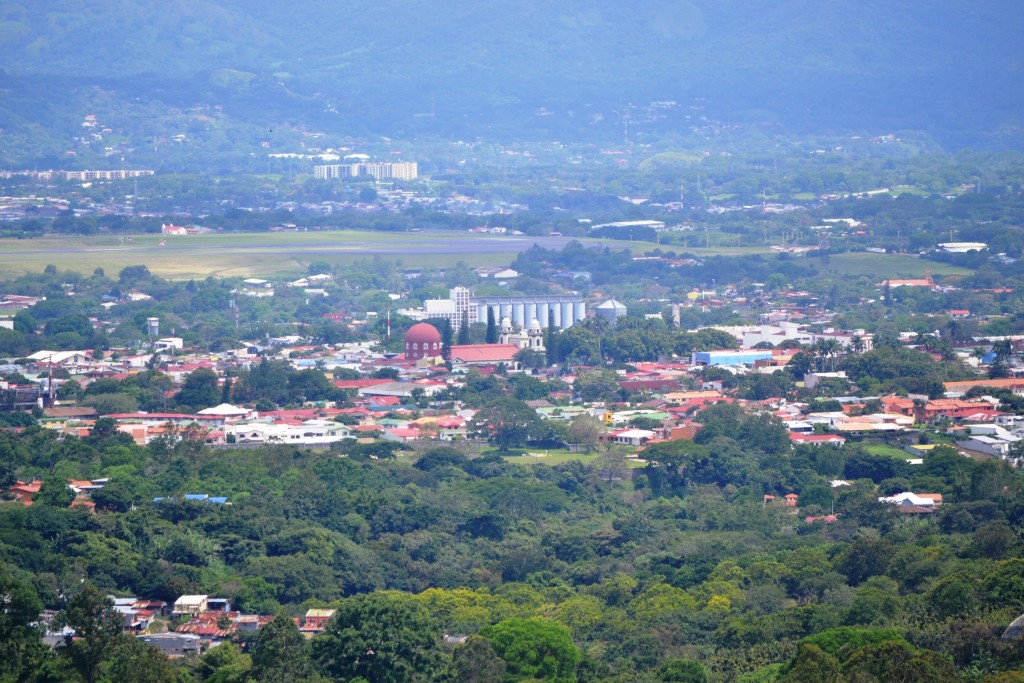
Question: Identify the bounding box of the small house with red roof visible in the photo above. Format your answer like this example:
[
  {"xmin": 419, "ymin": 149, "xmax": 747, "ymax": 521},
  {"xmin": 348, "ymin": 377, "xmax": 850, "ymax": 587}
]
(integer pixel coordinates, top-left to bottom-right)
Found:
[{"xmin": 8, "ymin": 480, "xmax": 42, "ymax": 506}]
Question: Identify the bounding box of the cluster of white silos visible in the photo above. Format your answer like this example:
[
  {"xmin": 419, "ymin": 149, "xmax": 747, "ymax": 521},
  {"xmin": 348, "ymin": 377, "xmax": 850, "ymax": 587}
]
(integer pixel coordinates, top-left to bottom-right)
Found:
[{"xmin": 472, "ymin": 295, "xmax": 585, "ymax": 330}]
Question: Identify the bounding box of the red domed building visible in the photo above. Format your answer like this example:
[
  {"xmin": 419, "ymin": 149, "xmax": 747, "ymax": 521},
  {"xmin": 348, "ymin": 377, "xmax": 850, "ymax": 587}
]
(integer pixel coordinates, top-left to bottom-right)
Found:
[{"xmin": 405, "ymin": 322, "xmax": 442, "ymax": 360}]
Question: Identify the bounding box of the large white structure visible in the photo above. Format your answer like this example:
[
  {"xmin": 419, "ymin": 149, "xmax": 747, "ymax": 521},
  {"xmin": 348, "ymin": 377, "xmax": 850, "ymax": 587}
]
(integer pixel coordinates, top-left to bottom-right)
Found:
[
  {"xmin": 499, "ymin": 317, "xmax": 545, "ymax": 351},
  {"xmin": 590, "ymin": 220, "xmax": 666, "ymax": 232},
  {"xmin": 414, "ymin": 288, "xmax": 585, "ymax": 332},
  {"xmin": 223, "ymin": 420, "xmax": 353, "ymax": 446},
  {"xmin": 472, "ymin": 294, "xmax": 585, "ymax": 330},
  {"xmin": 314, "ymin": 161, "xmax": 418, "ymax": 180},
  {"xmin": 702, "ymin": 322, "xmax": 872, "ymax": 351},
  {"xmin": 595, "ymin": 299, "xmax": 627, "ymax": 322},
  {"xmin": 937, "ymin": 242, "xmax": 987, "ymax": 253}
]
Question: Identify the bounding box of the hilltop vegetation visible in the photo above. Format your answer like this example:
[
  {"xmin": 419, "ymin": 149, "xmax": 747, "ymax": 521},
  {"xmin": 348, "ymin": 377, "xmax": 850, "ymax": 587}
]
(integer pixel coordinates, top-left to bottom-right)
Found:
[{"xmin": 2, "ymin": 420, "xmax": 1024, "ymax": 681}]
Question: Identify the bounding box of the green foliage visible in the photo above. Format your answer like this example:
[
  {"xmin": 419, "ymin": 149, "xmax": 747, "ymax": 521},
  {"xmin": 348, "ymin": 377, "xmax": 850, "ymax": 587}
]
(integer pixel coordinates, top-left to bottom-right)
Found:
[
  {"xmin": 800, "ymin": 626, "xmax": 908, "ymax": 660},
  {"xmin": 659, "ymin": 658, "xmax": 709, "ymax": 683},
  {"xmin": 251, "ymin": 613, "xmax": 311, "ymax": 682},
  {"xmin": 0, "ymin": 382, "xmax": 1020, "ymax": 682},
  {"xmin": 470, "ymin": 397, "xmax": 548, "ymax": 451},
  {"xmin": 0, "ymin": 565, "xmax": 47, "ymax": 682},
  {"xmin": 480, "ymin": 617, "xmax": 580, "ymax": 682},
  {"xmin": 313, "ymin": 592, "xmax": 444, "ymax": 683},
  {"xmin": 101, "ymin": 635, "xmax": 176, "ymax": 683},
  {"xmin": 451, "ymin": 635, "xmax": 507, "ymax": 683},
  {"xmin": 35, "ymin": 478, "xmax": 75, "ymax": 508},
  {"xmin": 174, "ymin": 366, "xmax": 220, "ymax": 411},
  {"xmin": 63, "ymin": 581, "xmax": 124, "ymax": 683}
]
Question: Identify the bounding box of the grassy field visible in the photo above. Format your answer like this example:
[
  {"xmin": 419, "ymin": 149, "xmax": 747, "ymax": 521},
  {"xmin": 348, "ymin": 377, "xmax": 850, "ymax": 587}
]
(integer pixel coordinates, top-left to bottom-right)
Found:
[
  {"xmin": 0, "ymin": 230, "xmax": 792, "ymax": 280},
  {"xmin": 0, "ymin": 232, "xmax": 629, "ymax": 280},
  {"xmin": 499, "ymin": 448, "xmax": 647, "ymax": 468},
  {"xmin": 862, "ymin": 443, "xmax": 912, "ymax": 459},
  {"xmin": 4, "ymin": 231, "xmax": 966, "ymax": 282},
  {"xmin": 821, "ymin": 253, "xmax": 975, "ymax": 279}
]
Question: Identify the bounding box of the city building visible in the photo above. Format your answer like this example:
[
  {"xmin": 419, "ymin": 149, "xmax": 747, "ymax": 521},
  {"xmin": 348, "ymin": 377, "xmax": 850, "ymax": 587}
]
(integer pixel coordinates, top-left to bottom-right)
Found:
[
  {"xmin": 691, "ymin": 349, "xmax": 776, "ymax": 367},
  {"xmin": 414, "ymin": 288, "xmax": 586, "ymax": 332},
  {"xmin": 137, "ymin": 633, "xmax": 200, "ymax": 657},
  {"xmin": 172, "ymin": 595, "xmax": 209, "ymax": 617},
  {"xmin": 595, "ymin": 299, "xmax": 628, "ymax": 322},
  {"xmin": 590, "ymin": 219, "xmax": 666, "ymax": 232},
  {"xmin": 314, "ymin": 161, "xmax": 418, "ymax": 180},
  {"xmin": 471, "ymin": 294, "xmax": 585, "ymax": 330},
  {"xmin": 937, "ymin": 242, "xmax": 987, "ymax": 253},
  {"xmin": 498, "ymin": 317, "xmax": 545, "ymax": 351}
]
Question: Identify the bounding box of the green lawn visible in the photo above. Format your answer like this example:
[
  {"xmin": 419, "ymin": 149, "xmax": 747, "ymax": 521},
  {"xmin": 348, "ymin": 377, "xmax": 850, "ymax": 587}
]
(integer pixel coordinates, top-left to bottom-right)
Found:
[
  {"xmin": 498, "ymin": 448, "xmax": 647, "ymax": 468},
  {"xmin": 889, "ymin": 185, "xmax": 930, "ymax": 197},
  {"xmin": 862, "ymin": 443, "xmax": 912, "ymax": 459},
  {"xmin": 822, "ymin": 253, "xmax": 974, "ymax": 279}
]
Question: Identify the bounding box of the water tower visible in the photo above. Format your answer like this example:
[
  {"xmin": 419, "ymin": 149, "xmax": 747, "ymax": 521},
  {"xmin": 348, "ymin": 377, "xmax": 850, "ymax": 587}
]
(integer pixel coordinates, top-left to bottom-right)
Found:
[{"xmin": 146, "ymin": 317, "xmax": 160, "ymax": 338}]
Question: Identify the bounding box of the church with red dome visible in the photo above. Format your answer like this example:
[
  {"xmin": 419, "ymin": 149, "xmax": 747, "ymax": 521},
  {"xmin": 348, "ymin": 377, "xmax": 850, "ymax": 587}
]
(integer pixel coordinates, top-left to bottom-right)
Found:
[{"xmin": 405, "ymin": 322, "xmax": 442, "ymax": 360}]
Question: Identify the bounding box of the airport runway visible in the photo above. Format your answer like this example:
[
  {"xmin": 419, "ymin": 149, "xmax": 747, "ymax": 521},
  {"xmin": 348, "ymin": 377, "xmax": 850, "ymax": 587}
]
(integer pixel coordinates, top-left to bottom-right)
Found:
[{"xmin": 0, "ymin": 235, "xmax": 582, "ymax": 260}]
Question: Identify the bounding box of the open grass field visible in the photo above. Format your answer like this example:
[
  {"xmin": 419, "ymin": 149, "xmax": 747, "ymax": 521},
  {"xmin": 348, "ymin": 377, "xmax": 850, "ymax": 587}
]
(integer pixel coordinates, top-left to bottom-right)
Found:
[
  {"xmin": 820, "ymin": 252, "xmax": 975, "ymax": 279},
  {"xmin": 0, "ymin": 231, "xmax": 659, "ymax": 280},
  {"xmin": 863, "ymin": 443, "xmax": 913, "ymax": 459},
  {"xmin": 6, "ymin": 231, "xmax": 966, "ymax": 282},
  {"xmin": 499, "ymin": 448, "xmax": 647, "ymax": 468}
]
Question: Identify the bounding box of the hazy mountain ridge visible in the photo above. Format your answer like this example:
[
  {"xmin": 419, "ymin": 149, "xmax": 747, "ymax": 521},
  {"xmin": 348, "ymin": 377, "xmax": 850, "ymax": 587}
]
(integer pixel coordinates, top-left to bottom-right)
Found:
[{"xmin": 1, "ymin": 1, "xmax": 1023, "ymax": 151}]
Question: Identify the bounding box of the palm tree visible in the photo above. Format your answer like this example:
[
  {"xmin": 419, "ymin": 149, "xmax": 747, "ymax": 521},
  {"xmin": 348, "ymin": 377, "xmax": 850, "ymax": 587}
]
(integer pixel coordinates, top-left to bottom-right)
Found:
[
  {"xmin": 993, "ymin": 338, "xmax": 1013, "ymax": 360},
  {"xmin": 812, "ymin": 338, "xmax": 843, "ymax": 372}
]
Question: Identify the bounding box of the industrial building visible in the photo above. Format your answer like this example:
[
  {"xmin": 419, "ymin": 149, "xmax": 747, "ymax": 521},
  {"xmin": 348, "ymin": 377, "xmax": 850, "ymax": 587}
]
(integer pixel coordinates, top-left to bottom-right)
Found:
[
  {"xmin": 412, "ymin": 288, "xmax": 586, "ymax": 332},
  {"xmin": 471, "ymin": 294, "xmax": 585, "ymax": 330}
]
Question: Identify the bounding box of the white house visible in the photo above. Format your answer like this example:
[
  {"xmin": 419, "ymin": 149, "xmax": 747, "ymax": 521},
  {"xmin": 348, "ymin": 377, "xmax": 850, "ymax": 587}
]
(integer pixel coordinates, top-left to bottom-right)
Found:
[
  {"xmin": 224, "ymin": 420, "xmax": 352, "ymax": 446},
  {"xmin": 172, "ymin": 595, "xmax": 209, "ymax": 617}
]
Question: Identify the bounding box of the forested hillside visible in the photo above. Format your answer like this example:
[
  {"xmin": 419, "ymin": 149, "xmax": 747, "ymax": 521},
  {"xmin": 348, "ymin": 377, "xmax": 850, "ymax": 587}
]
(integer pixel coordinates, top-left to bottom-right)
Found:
[{"xmin": 1, "ymin": 419, "xmax": 1023, "ymax": 681}]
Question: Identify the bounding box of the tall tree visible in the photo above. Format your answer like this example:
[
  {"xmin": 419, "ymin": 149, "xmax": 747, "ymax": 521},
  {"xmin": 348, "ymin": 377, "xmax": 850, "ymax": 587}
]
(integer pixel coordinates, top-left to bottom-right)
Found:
[
  {"xmin": 567, "ymin": 414, "xmax": 603, "ymax": 453},
  {"xmin": 660, "ymin": 658, "xmax": 709, "ymax": 683},
  {"xmin": 457, "ymin": 310, "xmax": 471, "ymax": 345},
  {"xmin": 470, "ymin": 397, "xmax": 546, "ymax": 451},
  {"xmin": 35, "ymin": 478, "xmax": 75, "ymax": 507},
  {"xmin": 486, "ymin": 307, "xmax": 498, "ymax": 344},
  {"xmin": 63, "ymin": 582, "xmax": 123, "ymax": 683},
  {"xmin": 312, "ymin": 592, "xmax": 444, "ymax": 683},
  {"xmin": 0, "ymin": 568, "xmax": 47, "ymax": 682},
  {"xmin": 102, "ymin": 636, "xmax": 176, "ymax": 683},
  {"xmin": 174, "ymin": 367, "xmax": 220, "ymax": 411},
  {"xmin": 480, "ymin": 617, "xmax": 579, "ymax": 683},
  {"xmin": 450, "ymin": 635, "xmax": 506, "ymax": 683},
  {"xmin": 442, "ymin": 323, "xmax": 453, "ymax": 361},
  {"xmin": 251, "ymin": 614, "xmax": 311, "ymax": 683}
]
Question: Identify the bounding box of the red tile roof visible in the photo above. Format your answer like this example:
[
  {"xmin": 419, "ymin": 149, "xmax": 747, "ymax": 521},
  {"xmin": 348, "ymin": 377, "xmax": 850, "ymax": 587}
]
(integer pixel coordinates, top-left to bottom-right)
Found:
[
  {"xmin": 449, "ymin": 344, "xmax": 520, "ymax": 363},
  {"xmin": 332, "ymin": 378, "xmax": 396, "ymax": 390}
]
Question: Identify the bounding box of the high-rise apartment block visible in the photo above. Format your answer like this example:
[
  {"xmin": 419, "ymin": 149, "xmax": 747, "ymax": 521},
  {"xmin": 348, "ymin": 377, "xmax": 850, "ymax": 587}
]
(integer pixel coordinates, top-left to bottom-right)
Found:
[{"xmin": 314, "ymin": 161, "xmax": 418, "ymax": 181}]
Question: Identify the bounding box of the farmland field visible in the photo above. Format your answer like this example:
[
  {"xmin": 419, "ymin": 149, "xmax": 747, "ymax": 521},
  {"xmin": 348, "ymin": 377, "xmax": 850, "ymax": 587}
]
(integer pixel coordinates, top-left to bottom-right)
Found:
[{"xmin": 0, "ymin": 231, "xmax": 659, "ymax": 279}]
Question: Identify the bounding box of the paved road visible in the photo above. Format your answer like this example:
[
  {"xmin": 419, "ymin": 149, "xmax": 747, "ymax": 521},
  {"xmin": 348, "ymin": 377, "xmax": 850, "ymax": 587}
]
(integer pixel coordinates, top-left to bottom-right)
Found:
[{"xmin": 0, "ymin": 235, "xmax": 585, "ymax": 260}]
